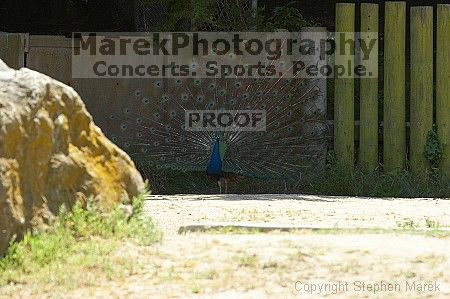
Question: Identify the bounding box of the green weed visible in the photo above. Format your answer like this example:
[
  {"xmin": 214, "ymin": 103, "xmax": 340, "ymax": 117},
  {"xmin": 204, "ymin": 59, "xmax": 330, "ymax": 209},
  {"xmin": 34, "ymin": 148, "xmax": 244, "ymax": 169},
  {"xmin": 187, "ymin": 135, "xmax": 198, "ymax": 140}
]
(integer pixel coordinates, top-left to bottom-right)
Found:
[{"xmin": 0, "ymin": 193, "xmax": 160, "ymax": 287}]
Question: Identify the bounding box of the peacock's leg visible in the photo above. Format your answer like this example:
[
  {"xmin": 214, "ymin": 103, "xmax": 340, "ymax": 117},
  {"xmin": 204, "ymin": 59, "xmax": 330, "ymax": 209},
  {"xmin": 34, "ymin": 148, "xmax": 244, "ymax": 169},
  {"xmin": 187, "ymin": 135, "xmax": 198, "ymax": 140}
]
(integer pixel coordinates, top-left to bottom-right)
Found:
[
  {"xmin": 218, "ymin": 180, "xmax": 222, "ymax": 194},
  {"xmin": 218, "ymin": 177, "xmax": 227, "ymax": 194}
]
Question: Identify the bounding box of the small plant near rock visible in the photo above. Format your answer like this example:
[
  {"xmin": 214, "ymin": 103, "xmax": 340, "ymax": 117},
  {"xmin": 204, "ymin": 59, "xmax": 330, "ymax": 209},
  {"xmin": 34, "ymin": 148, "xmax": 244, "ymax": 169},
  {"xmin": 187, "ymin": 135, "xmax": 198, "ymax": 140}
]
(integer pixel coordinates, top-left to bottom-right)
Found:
[
  {"xmin": 191, "ymin": 285, "xmax": 202, "ymax": 294},
  {"xmin": 425, "ymin": 218, "xmax": 440, "ymax": 229},
  {"xmin": 237, "ymin": 253, "xmax": 259, "ymax": 268},
  {"xmin": 0, "ymin": 192, "xmax": 160, "ymax": 287},
  {"xmin": 396, "ymin": 218, "xmax": 417, "ymax": 230}
]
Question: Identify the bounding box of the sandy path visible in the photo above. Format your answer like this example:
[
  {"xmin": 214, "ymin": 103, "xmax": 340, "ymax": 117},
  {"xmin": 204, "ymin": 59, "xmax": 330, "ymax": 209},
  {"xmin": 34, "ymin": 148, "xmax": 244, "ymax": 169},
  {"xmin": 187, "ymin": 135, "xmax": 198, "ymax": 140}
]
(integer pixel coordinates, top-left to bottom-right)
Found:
[
  {"xmin": 144, "ymin": 194, "xmax": 450, "ymax": 235},
  {"xmin": 129, "ymin": 195, "xmax": 449, "ymax": 298},
  {"xmin": 56, "ymin": 233, "xmax": 450, "ymax": 299}
]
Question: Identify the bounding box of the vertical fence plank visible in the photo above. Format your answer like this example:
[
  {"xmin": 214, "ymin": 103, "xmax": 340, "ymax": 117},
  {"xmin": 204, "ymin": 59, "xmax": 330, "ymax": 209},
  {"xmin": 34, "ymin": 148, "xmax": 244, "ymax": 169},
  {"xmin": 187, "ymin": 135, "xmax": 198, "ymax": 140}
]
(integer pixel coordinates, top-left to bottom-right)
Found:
[
  {"xmin": 0, "ymin": 33, "xmax": 25, "ymax": 69},
  {"xmin": 359, "ymin": 3, "xmax": 379, "ymax": 173},
  {"xmin": 437, "ymin": 5, "xmax": 450, "ymax": 179},
  {"xmin": 334, "ymin": 3, "xmax": 355, "ymax": 172},
  {"xmin": 410, "ymin": 7, "xmax": 434, "ymax": 176},
  {"xmin": 384, "ymin": 2, "xmax": 406, "ymax": 173}
]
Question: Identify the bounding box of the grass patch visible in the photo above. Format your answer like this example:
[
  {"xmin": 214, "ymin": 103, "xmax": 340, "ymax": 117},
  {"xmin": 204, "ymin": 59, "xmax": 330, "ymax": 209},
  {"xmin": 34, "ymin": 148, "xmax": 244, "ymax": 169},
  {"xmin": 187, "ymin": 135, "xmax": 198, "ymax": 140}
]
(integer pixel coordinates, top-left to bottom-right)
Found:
[
  {"xmin": 425, "ymin": 218, "xmax": 440, "ymax": 229},
  {"xmin": 0, "ymin": 193, "xmax": 160, "ymax": 289},
  {"xmin": 396, "ymin": 218, "xmax": 418, "ymax": 229},
  {"xmin": 236, "ymin": 253, "xmax": 259, "ymax": 268}
]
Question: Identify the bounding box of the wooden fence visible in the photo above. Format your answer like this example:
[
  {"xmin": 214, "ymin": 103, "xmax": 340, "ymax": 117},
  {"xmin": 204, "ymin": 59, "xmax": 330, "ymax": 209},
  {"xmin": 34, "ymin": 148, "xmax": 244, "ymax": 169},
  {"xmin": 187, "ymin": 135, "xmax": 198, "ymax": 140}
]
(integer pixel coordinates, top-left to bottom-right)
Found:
[{"xmin": 335, "ymin": 3, "xmax": 450, "ymax": 178}]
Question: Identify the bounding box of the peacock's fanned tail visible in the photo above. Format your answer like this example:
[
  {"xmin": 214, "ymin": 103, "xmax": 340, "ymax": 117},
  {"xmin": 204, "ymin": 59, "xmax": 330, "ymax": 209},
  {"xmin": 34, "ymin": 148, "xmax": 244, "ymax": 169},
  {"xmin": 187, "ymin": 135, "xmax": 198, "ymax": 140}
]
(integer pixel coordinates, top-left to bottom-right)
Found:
[{"xmin": 107, "ymin": 76, "xmax": 328, "ymax": 180}]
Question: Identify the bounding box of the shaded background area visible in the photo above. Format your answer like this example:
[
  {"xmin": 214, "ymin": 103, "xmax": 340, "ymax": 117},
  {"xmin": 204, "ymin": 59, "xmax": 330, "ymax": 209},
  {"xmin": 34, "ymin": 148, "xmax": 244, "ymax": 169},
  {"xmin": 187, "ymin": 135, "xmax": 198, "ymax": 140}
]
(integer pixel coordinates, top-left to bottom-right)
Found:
[{"xmin": 1, "ymin": 1, "xmax": 450, "ymax": 35}]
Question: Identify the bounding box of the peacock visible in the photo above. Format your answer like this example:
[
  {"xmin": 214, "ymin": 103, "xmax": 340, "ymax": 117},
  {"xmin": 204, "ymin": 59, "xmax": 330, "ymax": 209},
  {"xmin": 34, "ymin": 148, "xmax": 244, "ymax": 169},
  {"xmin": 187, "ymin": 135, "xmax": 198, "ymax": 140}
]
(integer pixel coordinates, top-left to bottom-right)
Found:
[{"xmin": 107, "ymin": 75, "xmax": 328, "ymax": 193}]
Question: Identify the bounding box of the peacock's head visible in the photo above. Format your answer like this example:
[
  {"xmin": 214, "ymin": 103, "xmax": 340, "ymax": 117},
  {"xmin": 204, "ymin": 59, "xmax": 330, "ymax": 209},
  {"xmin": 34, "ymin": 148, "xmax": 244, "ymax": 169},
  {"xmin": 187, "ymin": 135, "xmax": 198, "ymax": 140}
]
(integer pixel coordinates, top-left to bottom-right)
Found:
[{"xmin": 214, "ymin": 132, "xmax": 225, "ymax": 143}]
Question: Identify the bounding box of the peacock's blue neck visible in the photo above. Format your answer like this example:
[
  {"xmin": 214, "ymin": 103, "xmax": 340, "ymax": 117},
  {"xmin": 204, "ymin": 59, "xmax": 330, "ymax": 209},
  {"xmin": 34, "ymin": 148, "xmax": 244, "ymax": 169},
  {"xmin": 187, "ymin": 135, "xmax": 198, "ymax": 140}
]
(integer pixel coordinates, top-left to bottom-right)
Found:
[{"xmin": 207, "ymin": 140, "xmax": 223, "ymax": 177}]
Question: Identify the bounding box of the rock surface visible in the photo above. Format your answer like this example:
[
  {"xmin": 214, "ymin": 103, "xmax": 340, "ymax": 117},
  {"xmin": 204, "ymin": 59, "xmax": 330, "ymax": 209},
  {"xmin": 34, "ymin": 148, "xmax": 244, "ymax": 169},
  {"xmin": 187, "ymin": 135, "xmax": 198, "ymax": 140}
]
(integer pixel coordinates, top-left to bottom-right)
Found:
[{"xmin": 0, "ymin": 59, "xmax": 145, "ymax": 255}]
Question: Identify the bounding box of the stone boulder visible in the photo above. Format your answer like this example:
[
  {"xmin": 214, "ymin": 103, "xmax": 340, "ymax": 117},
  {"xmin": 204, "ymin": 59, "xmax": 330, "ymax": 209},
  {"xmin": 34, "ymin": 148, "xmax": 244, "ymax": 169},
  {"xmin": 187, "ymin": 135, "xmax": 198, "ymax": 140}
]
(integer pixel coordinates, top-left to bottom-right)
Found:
[{"xmin": 0, "ymin": 59, "xmax": 146, "ymax": 256}]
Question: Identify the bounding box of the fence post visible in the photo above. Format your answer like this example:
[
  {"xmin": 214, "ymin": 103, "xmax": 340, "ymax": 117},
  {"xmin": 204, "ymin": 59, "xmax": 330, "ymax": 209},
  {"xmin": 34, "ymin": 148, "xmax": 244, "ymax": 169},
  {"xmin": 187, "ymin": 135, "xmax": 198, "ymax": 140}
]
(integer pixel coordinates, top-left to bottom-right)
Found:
[
  {"xmin": 437, "ymin": 5, "xmax": 450, "ymax": 179},
  {"xmin": 410, "ymin": 7, "xmax": 434, "ymax": 176},
  {"xmin": 384, "ymin": 2, "xmax": 406, "ymax": 173},
  {"xmin": 359, "ymin": 3, "xmax": 379, "ymax": 173},
  {"xmin": 0, "ymin": 33, "xmax": 26, "ymax": 69},
  {"xmin": 334, "ymin": 3, "xmax": 355, "ymax": 172}
]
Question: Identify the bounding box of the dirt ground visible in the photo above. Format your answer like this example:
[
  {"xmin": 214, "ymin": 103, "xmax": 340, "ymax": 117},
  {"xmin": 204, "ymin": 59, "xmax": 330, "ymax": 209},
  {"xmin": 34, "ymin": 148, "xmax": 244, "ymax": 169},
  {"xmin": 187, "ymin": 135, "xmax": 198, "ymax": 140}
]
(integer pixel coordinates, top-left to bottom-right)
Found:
[
  {"xmin": 145, "ymin": 194, "xmax": 450, "ymax": 234},
  {"xmin": 2, "ymin": 195, "xmax": 450, "ymax": 298},
  {"xmin": 136, "ymin": 195, "xmax": 450, "ymax": 299}
]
